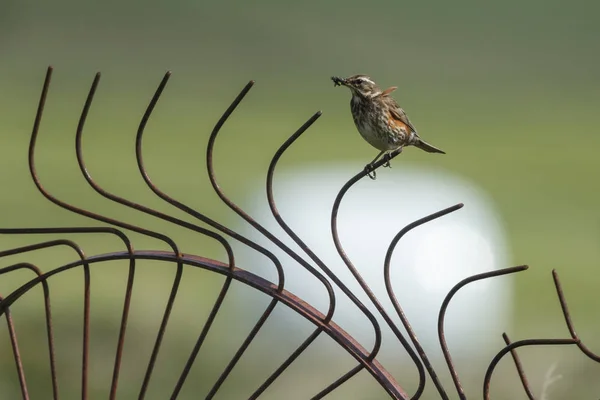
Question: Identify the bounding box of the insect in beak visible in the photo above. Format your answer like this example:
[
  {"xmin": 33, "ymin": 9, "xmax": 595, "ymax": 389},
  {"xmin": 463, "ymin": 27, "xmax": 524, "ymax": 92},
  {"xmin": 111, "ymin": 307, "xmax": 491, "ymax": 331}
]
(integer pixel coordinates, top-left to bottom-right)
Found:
[{"xmin": 331, "ymin": 76, "xmax": 346, "ymax": 87}]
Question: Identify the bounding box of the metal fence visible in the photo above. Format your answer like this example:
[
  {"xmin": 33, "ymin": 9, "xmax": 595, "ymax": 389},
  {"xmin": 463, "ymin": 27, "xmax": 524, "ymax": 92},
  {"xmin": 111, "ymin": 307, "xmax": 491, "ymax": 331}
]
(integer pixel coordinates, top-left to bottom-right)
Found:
[{"xmin": 0, "ymin": 67, "xmax": 597, "ymax": 399}]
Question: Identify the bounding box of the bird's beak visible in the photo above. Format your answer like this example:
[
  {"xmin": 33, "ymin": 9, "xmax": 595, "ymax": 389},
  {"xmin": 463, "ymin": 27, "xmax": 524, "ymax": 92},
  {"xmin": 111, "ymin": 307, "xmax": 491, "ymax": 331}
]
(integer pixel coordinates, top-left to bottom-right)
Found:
[{"xmin": 331, "ymin": 76, "xmax": 347, "ymax": 87}]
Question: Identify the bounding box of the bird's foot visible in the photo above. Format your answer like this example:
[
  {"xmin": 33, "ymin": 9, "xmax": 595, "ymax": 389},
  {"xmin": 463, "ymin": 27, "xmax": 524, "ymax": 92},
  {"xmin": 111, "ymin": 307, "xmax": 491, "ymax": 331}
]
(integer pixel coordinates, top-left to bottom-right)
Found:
[
  {"xmin": 382, "ymin": 153, "xmax": 392, "ymax": 168},
  {"xmin": 364, "ymin": 163, "xmax": 377, "ymax": 180}
]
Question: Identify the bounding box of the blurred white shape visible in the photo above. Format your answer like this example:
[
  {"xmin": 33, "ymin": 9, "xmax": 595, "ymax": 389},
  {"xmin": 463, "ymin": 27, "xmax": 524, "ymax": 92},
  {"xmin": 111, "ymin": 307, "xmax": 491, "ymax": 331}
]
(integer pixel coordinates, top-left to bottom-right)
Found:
[{"xmin": 232, "ymin": 163, "xmax": 513, "ymax": 363}]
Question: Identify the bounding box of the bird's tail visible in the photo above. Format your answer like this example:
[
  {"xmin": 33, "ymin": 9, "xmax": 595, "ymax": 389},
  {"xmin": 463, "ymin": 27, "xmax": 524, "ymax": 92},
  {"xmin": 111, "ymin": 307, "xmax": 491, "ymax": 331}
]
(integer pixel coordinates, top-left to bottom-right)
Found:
[{"xmin": 414, "ymin": 138, "xmax": 446, "ymax": 154}]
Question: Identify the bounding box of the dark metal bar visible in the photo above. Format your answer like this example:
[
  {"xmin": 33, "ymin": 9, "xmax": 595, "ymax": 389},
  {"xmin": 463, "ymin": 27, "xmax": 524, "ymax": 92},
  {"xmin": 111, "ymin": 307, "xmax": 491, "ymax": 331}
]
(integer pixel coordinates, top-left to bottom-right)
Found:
[
  {"xmin": 437, "ymin": 265, "xmax": 528, "ymax": 399},
  {"xmin": 552, "ymin": 269, "xmax": 600, "ymax": 362},
  {"xmin": 383, "ymin": 203, "xmax": 463, "ymax": 400},
  {"xmin": 0, "ymin": 294, "xmax": 29, "ymax": 400},
  {"xmin": 248, "ymin": 329, "xmax": 322, "ymax": 399},
  {"xmin": 502, "ymin": 333, "xmax": 535, "ymax": 400},
  {"xmin": 205, "ymin": 298, "xmax": 279, "ymax": 399},
  {"xmin": 329, "ymin": 148, "xmax": 425, "ymax": 400},
  {"xmin": 483, "ymin": 338, "xmax": 578, "ymax": 400},
  {"xmin": 169, "ymin": 278, "xmax": 233, "ymax": 399},
  {"xmin": 0, "ymin": 264, "xmax": 55, "ymax": 399},
  {"xmin": 311, "ymin": 364, "xmax": 365, "ymax": 400}
]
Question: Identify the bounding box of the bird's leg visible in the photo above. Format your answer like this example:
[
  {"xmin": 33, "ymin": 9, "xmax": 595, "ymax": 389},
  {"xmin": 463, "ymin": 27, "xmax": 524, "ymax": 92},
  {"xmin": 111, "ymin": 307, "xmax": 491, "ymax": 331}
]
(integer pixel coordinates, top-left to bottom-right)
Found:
[
  {"xmin": 364, "ymin": 163, "xmax": 377, "ymax": 180},
  {"xmin": 364, "ymin": 150, "xmax": 385, "ymax": 180},
  {"xmin": 384, "ymin": 147, "xmax": 403, "ymax": 168},
  {"xmin": 369, "ymin": 150, "xmax": 385, "ymax": 166}
]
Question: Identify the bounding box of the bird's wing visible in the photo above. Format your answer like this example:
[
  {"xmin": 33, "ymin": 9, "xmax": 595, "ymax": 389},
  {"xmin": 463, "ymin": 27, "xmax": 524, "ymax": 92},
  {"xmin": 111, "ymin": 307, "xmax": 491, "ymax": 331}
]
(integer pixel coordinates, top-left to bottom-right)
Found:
[
  {"xmin": 380, "ymin": 86, "xmax": 397, "ymax": 96},
  {"xmin": 388, "ymin": 102, "xmax": 418, "ymax": 134}
]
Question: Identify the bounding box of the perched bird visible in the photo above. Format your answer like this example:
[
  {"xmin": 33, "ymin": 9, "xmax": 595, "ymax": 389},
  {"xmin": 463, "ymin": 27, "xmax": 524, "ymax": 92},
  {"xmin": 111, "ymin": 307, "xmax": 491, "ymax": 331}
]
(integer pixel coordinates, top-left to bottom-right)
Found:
[{"xmin": 332, "ymin": 74, "xmax": 445, "ymax": 179}]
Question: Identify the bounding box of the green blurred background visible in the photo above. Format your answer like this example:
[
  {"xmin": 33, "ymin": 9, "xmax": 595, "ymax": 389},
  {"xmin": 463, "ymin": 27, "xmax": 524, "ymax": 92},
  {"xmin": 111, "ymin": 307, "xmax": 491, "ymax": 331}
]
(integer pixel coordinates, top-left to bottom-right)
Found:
[{"xmin": 1, "ymin": 0, "xmax": 599, "ymax": 398}]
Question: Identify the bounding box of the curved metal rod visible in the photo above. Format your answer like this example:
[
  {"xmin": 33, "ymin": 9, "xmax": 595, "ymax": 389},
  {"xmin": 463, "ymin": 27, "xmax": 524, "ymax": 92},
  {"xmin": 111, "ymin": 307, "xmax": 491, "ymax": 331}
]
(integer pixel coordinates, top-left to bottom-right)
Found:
[
  {"xmin": 31, "ymin": 68, "xmax": 178, "ymax": 263},
  {"xmin": 75, "ymin": 72, "xmax": 235, "ymax": 271},
  {"xmin": 384, "ymin": 203, "xmax": 463, "ymax": 398},
  {"xmin": 0, "ymin": 294, "xmax": 29, "ymax": 400},
  {"xmin": 205, "ymin": 81, "xmax": 343, "ymax": 311},
  {"xmin": 0, "ymin": 238, "xmax": 90, "ymax": 399},
  {"xmin": 30, "ymin": 66, "xmax": 180, "ymax": 400},
  {"xmin": 206, "ymin": 82, "xmax": 380, "ymax": 397},
  {"xmin": 330, "ymin": 151, "xmax": 427, "ymax": 400},
  {"xmin": 483, "ymin": 338, "xmax": 578, "ymax": 400},
  {"xmin": 132, "ymin": 72, "xmax": 288, "ymax": 397},
  {"xmin": 437, "ymin": 265, "xmax": 528, "ymax": 399},
  {"xmin": 264, "ymin": 111, "xmax": 338, "ymax": 321},
  {"xmin": 502, "ymin": 333, "xmax": 535, "ymax": 400},
  {"xmin": 0, "ymin": 251, "xmax": 410, "ymax": 400},
  {"xmin": 0, "ymin": 263, "xmax": 56, "ymax": 400},
  {"xmin": 262, "ymin": 112, "xmax": 391, "ymax": 396},
  {"xmin": 75, "ymin": 71, "xmax": 246, "ymax": 398},
  {"xmin": 0, "ymin": 226, "xmax": 134, "ymax": 400},
  {"xmin": 552, "ymin": 269, "xmax": 600, "ymax": 362},
  {"xmin": 205, "ymin": 81, "xmax": 376, "ymax": 396}
]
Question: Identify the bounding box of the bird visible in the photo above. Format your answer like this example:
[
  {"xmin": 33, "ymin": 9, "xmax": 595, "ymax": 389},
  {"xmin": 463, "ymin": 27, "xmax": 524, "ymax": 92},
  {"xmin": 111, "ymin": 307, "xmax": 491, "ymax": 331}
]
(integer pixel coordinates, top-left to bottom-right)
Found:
[{"xmin": 331, "ymin": 74, "xmax": 445, "ymax": 179}]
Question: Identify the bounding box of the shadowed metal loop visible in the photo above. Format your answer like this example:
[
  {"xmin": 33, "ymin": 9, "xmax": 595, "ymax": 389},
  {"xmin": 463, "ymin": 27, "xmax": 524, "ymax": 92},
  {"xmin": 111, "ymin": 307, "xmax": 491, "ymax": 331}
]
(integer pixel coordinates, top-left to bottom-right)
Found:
[{"xmin": 0, "ymin": 66, "xmax": 596, "ymax": 400}]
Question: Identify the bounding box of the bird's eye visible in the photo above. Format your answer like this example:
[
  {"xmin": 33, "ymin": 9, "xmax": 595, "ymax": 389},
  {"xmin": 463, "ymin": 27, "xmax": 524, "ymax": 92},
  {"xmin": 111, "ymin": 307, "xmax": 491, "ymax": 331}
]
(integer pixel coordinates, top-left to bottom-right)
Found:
[{"xmin": 355, "ymin": 79, "xmax": 364, "ymax": 85}]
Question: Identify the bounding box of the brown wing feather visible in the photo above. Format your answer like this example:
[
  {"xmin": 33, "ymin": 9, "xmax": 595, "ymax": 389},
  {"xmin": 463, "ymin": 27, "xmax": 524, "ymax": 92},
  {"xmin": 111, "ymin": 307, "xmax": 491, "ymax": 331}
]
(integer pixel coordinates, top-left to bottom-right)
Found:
[
  {"xmin": 388, "ymin": 102, "xmax": 418, "ymax": 134},
  {"xmin": 380, "ymin": 86, "xmax": 397, "ymax": 96}
]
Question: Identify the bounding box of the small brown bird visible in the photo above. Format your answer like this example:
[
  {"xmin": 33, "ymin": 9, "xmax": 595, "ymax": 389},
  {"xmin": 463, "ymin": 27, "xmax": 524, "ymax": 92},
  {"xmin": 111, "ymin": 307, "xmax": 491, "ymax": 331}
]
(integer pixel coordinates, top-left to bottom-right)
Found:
[{"xmin": 332, "ymin": 74, "xmax": 445, "ymax": 178}]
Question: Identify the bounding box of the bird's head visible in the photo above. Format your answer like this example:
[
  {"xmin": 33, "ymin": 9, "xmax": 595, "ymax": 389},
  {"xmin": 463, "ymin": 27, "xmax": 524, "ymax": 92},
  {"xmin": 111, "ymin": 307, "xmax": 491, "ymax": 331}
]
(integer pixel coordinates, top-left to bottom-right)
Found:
[{"xmin": 331, "ymin": 74, "xmax": 380, "ymax": 98}]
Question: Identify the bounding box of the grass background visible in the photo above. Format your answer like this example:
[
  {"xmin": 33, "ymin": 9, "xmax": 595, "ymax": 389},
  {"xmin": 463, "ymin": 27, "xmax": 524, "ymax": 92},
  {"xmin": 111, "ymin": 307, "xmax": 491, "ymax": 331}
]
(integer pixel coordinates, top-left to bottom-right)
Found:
[{"xmin": 0, "ymin": 0, "xmax": 599, "ymax": 398}]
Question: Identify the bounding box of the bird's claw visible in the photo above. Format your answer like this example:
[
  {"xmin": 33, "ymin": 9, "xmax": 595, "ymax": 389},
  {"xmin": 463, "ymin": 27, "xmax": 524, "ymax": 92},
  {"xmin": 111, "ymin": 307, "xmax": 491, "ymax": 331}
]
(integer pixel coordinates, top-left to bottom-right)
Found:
[{"xmin": 364, "ymin": 163, "xmax": 377, "ymax": 180}]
